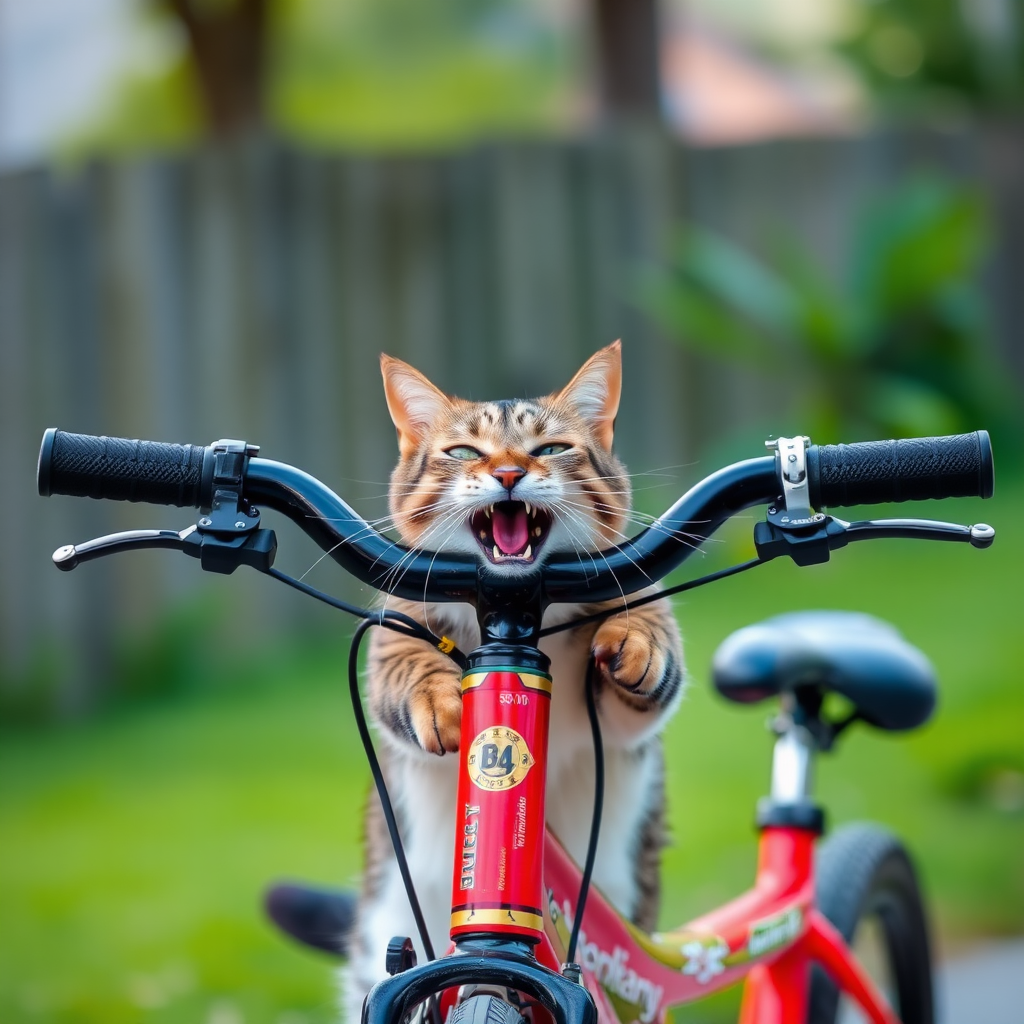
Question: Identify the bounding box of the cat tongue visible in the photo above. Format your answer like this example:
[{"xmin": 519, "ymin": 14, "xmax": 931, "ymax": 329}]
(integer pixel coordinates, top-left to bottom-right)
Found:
[{"xmin": 492, "ymin": 505, "xmax": 529, "ymax": 555}]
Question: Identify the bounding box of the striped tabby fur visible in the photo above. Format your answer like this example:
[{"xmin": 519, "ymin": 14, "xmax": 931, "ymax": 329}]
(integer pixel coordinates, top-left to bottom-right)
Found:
[{"xmin": 342, "ymin": 342, "xmax": 685, "ymax": 1019}]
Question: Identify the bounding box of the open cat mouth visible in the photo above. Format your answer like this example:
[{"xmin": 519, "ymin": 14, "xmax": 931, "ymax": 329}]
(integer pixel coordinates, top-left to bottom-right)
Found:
[{"xmin": 470, "ymin": 501, "xmax": 552, "ymax": 564}]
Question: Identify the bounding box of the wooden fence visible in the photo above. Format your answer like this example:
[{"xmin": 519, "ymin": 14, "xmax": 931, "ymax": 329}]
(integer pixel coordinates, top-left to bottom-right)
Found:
[{"xmin": 1, "ymin": 125, "xmax": 1021, "ymax": 713}]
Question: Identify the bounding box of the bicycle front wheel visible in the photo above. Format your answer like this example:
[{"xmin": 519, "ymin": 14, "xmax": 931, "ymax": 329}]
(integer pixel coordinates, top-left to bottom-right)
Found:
[
  {"xmin": 808, "ymin": 823, "xmax": 934, "ymax": 1024},
  {"xmin": 448, "ymin": 994, "xmax": 524, "ymax": 1024}
]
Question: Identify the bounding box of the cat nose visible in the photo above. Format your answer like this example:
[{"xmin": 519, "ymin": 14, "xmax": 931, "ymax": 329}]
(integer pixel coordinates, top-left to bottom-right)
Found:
[{"xmin": 492, "ymin": 466, "xmax": 525, "ymax": 492}]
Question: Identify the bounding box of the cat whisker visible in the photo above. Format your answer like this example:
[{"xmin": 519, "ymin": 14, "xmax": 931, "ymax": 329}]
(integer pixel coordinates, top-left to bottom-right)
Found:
[
  {"xmin": 557, "ymin": 496, "xmax": 715, "ymax": 551},
  {"xmin": 562, "ymin": 478, "xmax": 682, "ymax": 496},
  {"xmin": 561, "ymin": 524, "xmax": 632, "ymax": 623},
  {"xmin": 565, "ymin": 466, "xmax": 684, "ymax": 486},
  {"xmin": 561, "ymin": 482, "xmax": 634, "ymax": 493},
  {"xmin": 556, "ymin": 509, "xmax": 647, "ymax": 549},
  {"xmin": 377, "ymin": 504, "xmax": 467, "ymax": 597},
  {"xmin": 369, "ymin": 522, "xmax": 441, "ymax": 587},
  {"xmin": 557, "ymin": 521, "xmax": 598, "ymax": 583},
  {"xmin": 295, "ymin": 498, "xmax": 467, "ymax": 576},
  {"xmin": 368, "ymin": 497, "xmax": 466, "ymax": 535},
  {"xmin": 548, "ymin": 499, "xmax": 636, "ymax": 620},
  {"xmin": 379, "ymin": 507, "xmax": 469, "ymax": 621},
  {"xmin": 416, "ymin": 514, "xmax": 475, "ymax": 632},
  {"xmin": 550, "ymin": 498, "xmax": 657, "ymax": 616},
  {"xmin": 533, "ymin": 498, "xmax": 597, "ymax": 582},
  {"xmin": 295, "ymin": 512, "xmax": 408, "ymax": 581},
  {"xmin": 300, "ymin": 508, "xmax": 413, "ymax": 536},
  {"xmin": 297, "ymin": 523, "xmax": 411, "ymax": 584},
  {"xmin": 605, "ymin": 462, "xmax": 699, "ymax": 479}
]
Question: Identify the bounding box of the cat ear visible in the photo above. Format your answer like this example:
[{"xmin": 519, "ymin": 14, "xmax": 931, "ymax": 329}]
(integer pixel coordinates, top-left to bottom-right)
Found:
[
  {"xmin": 556, "ymin": 340, "xmax": 622, "ymax": 450},
  {"xmin": 380, "ymin": 354, "xmax": 450, "ymax": 457}
]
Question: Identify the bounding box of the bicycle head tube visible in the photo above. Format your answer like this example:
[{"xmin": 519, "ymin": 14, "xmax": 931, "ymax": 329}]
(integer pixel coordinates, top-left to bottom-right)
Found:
[{"xmin": 451, "ymin": 642, "xmax": 552, "ymax": 951}]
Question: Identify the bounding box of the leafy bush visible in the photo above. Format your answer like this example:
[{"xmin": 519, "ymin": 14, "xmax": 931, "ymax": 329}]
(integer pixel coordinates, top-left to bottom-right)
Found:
[
  {"xmin": 836, "ymin": 0, "xmax": 1024, "ymax": 114},
  {"xmin": 636, "ymin": 176, "xmax": 1016, "ymax": 445}
]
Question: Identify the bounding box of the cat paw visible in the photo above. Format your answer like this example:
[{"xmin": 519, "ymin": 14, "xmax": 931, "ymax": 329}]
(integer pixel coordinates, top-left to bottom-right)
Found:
[
  {"xmin": 409, "ymin": 674, "xmax": 463, "ymax": 755},
  {"xmin": 591, "ymin": 619, "xmax": 663, "ymax": 694}
]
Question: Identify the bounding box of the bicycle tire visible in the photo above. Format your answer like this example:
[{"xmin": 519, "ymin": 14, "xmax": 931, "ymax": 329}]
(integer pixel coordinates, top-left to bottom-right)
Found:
[
  {"xmin": 808, "ymin": 823, "xmax": 934, "ymax": 1024},
  {"xmin": 447, "ymin": 994, "xmax": 524, "ymax": 1024}
]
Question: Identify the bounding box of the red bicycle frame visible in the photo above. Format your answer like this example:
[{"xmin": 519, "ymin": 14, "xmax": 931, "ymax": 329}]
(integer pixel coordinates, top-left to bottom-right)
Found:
[{"xmin": 449, "ymin": 663, "xmax": 901, "ymax": 1024}]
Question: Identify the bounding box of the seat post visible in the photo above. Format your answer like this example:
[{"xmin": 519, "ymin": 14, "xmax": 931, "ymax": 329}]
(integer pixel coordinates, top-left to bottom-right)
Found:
[
  {"xmin": 756, "ymin": 696, "xmax": 827, "ymax": 834},
  {"xmin": 769, "ymin": 713, "xmax": 817, "ymax": 803}
]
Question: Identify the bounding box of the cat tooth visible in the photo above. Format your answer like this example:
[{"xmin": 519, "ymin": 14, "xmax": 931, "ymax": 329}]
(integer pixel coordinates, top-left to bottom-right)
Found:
[
  {"xmin": 479, "ymin": 530, "xmax": 488, "ymax": 540},
  {"xmin": 524, "ymin": 544, "xmax": 532, "ymax": 560},
  {"xmin": 533, "ymin": 526, "xmax": 543, "ymax": 537},
  {"xmin": 493, "ymin": 545, "xmax": 502, "ymax": 561},
  {"xmin": 485, "ymin": 506, "xmax": 492, "ymax": 518},
  {"xmin": 524, "ymin": 501, "xmax": 532, "ymax": 516}
]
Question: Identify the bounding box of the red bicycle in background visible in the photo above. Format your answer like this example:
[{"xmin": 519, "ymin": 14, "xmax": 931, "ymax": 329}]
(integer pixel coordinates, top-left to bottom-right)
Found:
[{"xmin": 38, "ymin": 428, "xmax": 995, "ymax": 1024}]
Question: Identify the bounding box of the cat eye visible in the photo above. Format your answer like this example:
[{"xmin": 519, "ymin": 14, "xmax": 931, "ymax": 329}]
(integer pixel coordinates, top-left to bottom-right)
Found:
[
  {"xmin": 445, "ymin": 446, "xmax": 483, "ymax": 460},
  {"xmin": 531, "ymin": 443, "xmax": 572, "ymax": 457}
]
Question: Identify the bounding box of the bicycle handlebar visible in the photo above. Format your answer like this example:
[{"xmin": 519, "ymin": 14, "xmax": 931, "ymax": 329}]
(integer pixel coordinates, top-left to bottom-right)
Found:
[
  {"xmin": 37, "ymin": 429, "xmax": 213, "ymax": 508},
  {"xmin": 37, "ymin": 428, "xmax": 994, "ymax": 605},
  {"xmin": 809, "ymin": 435, "xmax": 994, "ymax": 507}
]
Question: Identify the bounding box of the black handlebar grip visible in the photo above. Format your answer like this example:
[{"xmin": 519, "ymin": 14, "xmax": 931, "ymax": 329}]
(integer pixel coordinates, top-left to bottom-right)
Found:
[
  {"xmin": 807, "ymin": 430, "xmax": 994, "ymax": 508},
  {"xmin": 38, "ymin": 428, "xmax": 214, "ymax": 508}
]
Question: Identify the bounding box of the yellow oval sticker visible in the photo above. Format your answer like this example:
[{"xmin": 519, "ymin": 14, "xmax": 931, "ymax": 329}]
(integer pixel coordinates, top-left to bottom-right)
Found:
[{"xmin": 466, "ymin": 726, "xmax": 535, "ymax": 791}]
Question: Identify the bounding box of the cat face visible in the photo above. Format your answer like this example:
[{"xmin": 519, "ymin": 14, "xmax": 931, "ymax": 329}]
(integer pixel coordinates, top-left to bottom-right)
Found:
[{"xmin": 381, "ymin": 342, "xmax": 630, "ymax": 572}]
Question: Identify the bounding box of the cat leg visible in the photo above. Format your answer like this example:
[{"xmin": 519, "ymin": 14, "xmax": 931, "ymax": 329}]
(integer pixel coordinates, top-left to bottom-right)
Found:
[
  {"xmin": 588, "ymin": 597, "xmax": 685, "ymax": 747},
  {"xmin": 342, "ymin": 758, "xmax": 458, "ymax": 1022},
  {"xmin": 367, "ymin": 625, "xmax": 464, "ymax": 755}
]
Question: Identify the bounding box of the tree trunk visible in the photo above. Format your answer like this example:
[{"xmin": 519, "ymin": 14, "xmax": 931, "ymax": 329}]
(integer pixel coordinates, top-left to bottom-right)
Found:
[
  {"xmin": 592, "ymin": 0, "xmax": 663, "ymax": 119},
  {"xmin": 165, "ymin": 0, "xmax": 267, "ymax": 139}
]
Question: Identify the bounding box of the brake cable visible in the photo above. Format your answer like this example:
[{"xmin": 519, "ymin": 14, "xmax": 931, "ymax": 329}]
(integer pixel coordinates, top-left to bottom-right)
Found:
[
  {"xmin": 266, "ymin": 567, "xmax": 469, "ymax": 670},
  {"xmin": 567, "ymin": 656, "xmax": 603, "ymax": 966},
  {"xmin": 538, "ymin": 556, "xmax": 767, "ymax": 638},
  {"xmin": 347, "ymin": 617, "xmax": 439, "ymax": 962}
]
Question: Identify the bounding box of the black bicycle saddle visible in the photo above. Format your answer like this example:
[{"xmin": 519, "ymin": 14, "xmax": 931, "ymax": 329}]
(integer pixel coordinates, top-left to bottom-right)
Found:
[{"xmin": 711, "ymin": 611, "xmax": 937, "ymax": 731}]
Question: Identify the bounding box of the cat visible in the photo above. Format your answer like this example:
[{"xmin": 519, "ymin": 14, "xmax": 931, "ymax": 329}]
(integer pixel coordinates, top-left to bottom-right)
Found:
[{"xmin": 341, "ymin": 341, "xmax": 685, "ymax": 1021}]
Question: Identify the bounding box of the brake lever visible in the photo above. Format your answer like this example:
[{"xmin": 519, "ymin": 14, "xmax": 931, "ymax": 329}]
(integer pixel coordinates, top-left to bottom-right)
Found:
[
  {"xmin": 830, "ymin": 517, "xmax": 995, "ymax": 549},
  {"xmin": 52, "ymin": 519, "xmax": 278, "ymax": 575},
  {"xmin": 754, "ymin": 513, "xmax": 995, "ymax": 566},
  {"xmin": 757, "ymin": 435, "xmax": 995, "ymax": 565},
  {"xmin": 54, "ymin": 526, "xmax": 200, "ymax": 570},
  {"xmin": 51, "ymin": 436, "xmax": 279, "ymax": 575}
]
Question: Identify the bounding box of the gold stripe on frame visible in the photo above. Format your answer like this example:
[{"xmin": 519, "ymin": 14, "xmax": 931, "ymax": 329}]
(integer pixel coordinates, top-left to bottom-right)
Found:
[
  {"xmin": 461, "ymin": 671, "xmax": 552, "ymax": 694},
  {"xmin": 450, "ymin": 908, "xmax": 544, "ymax": 931}
]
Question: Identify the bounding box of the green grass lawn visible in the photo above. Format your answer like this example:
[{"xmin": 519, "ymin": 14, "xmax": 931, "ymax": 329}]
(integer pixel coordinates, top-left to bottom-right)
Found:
[{"xmin": 2, "ymin": 485, "xmax": 1022, "ymax": 1024}]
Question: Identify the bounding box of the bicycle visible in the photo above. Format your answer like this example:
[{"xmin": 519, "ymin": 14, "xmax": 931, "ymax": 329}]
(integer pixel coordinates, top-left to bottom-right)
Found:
[{"xmin": 37, "ymin": 427, "xmax": 996, "ymax": 1024}]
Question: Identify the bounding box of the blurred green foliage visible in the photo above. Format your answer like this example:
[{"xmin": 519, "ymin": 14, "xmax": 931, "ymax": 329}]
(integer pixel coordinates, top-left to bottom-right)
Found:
[
  {"xmin": 273, "ymin": 0, "xmax": 568, "ymax": 147},
  {"xmin": 836, "ymin": 0, "xmax": 1024, "ymax": 114},
  {"xmin": 0, "ymin": 597, "xmax": 242, "ymax": 726},
  {"xmin": 64, "ymin": 57, "xmax": 205, "ymax": 156},
  {"xmin": 636, "ymin": 175, "xmax": 1016, "ymax": 445},
  {"xmin": 67, "ymin": 0, "xmax": 572, "ymax": 157}
]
